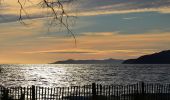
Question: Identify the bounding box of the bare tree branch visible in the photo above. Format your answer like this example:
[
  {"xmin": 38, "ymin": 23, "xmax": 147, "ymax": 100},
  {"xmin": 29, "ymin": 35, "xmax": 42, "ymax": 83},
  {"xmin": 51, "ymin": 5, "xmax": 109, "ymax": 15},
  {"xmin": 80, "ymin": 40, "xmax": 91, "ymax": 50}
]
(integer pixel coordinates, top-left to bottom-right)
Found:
[
  {"xmin": 17, "ymin": 0, "xmax": 31, "ymax": 25},
  {"xmin": 0, "ymin": 0, "xmax": 77, "ymax": 46}
]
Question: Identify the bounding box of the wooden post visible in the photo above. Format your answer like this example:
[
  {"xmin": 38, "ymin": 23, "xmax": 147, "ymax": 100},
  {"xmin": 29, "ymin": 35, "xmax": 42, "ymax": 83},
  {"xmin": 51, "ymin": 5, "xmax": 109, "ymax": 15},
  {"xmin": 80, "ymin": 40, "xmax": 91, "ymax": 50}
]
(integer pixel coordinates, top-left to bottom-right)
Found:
[
  {"xmin": 141, "ymin": 82, "xmax": 145, "ymax": 94},
  {"xmin": 20, "ymin": 87, "xmax": 25, "ymax": 100},
  {"xmin": 100, "ymin": 85, "xmax": 102, "ymax": 96},
  {"xmin": 92, "ymin": 83, "xmax": 96, "ymax": 100},
  {"xmin": 3, "ymin": 88, "xmax": 9, "ymax": 100},
  {"xmin": 140, "ymin": 82, "xmax": 145, "ymax": 100},
  {"xmin": 32, "ymin": 85, "xmax": 35, "ymax": 100}
]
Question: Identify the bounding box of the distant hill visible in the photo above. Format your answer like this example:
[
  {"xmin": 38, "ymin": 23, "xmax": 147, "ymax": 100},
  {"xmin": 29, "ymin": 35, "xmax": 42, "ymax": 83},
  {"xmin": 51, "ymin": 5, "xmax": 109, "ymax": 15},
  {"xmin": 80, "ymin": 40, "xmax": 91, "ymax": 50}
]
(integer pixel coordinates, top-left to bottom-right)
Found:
[
  {"xmin": 123, "ymin": 50, "xmax": 170, "ymax": 64},
  {"xmin": 51, "ymin": 58, "xmax": 124, "ymax": 64}
]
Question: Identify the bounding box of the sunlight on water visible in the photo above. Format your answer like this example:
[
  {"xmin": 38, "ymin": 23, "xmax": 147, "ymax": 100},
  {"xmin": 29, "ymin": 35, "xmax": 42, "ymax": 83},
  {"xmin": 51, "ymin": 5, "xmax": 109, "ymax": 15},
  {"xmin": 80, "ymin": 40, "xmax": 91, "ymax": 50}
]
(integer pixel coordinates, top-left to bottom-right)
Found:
[
  {"xmin": 22, "ymin": 64, "xmax": 68, "ymax": 87},
  {"xmin": 1, "ymin": 64, "xmax": 170, "ymax": 87},
  {"xmin": 0, "ymin": 64, "xmax": 69, "ymax": 87}
]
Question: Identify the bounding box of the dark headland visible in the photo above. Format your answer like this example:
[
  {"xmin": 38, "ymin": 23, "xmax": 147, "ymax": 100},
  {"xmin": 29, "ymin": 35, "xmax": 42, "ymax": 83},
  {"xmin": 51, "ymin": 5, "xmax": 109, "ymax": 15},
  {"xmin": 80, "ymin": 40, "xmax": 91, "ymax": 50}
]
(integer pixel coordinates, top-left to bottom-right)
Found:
[
  {"xmin": 123, "ymin": 50, "xmax": 170, "ymax": 64},
  {"xmin": 51, "ymin": 58, "xmax": 123, "ymax": 64}
]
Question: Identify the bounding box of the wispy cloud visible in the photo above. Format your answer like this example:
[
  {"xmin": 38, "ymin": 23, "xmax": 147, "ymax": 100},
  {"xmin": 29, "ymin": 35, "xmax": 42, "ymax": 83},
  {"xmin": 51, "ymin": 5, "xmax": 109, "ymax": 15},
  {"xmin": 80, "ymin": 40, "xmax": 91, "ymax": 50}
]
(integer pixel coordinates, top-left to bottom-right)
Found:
[
  {"xmin": 0, "ymin": 30, "xmax": 170, "ymax": 63},
  {"xmin": 74, "ymin": 0, "xmax": 170, "ymax": 16},
  {"xmin": 76, "ymin": 7, "xmax": 170, "ymax": 16},
  {"xmin": 1, "ymin": 0, "xmax": 170, "ymax": 24},
  {"xmin": 23, "ymin": 49, "xmax": 99, "ymax": 54},
  {"xmin": 18, "ymin": 31, "xmax": 170, "ymax": 58},
  {"xmin": 122, "ymin": 17, "xmax": 138, "ymax": 20}
]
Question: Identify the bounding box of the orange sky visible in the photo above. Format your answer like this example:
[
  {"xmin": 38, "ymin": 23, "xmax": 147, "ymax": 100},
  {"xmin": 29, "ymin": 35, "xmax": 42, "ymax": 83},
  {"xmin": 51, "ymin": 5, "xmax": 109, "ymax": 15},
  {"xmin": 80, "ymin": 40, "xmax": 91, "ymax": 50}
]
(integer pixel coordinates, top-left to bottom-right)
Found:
[{"xmin": 0, "ymin": 0, "xmax": 170, "ymax": 63}]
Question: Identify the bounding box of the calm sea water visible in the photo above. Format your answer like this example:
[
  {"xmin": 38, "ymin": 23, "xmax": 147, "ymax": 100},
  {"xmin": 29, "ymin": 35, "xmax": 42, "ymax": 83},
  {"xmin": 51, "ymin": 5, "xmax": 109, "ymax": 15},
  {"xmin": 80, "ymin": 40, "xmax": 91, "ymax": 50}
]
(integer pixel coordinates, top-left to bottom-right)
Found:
[{"xmin": 0, "ymin": 64, "xmax": 170, "ymax": 87}]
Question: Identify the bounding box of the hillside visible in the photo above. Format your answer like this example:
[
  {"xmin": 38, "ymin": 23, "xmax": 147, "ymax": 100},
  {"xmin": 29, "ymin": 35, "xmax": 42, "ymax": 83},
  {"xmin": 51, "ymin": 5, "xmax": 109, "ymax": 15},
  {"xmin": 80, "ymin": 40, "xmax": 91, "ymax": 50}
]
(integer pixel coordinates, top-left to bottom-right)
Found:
[
  {"xmin": 51, "ymin": 58, "xmax": 123, "ymax": 64},
  {"xmin": 123, "ymin": 50, "xmax": 170, "ymax": 64}
]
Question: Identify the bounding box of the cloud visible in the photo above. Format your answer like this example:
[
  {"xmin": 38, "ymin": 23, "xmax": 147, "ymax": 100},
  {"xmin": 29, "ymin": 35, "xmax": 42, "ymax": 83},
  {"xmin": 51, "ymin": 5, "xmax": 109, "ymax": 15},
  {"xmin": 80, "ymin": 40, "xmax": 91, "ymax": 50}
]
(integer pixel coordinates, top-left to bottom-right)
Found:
[
  {"xmin": 122, "ymin": 17, "xmax": 138, "ymax": 20},
  {"xmin": 22, "ymin": 49, "xmax": 100, "ymax": 54},
  {"xmin": 0, "ymin": 30, "xmax": 170, "ymax": 63},
  {"xmin": 81, "ymin": 32, "xmax": 116, "ymax": 36},
  {"xmin": 1, "ymin": 0, "xmax": 170, "ymax": 24},
  {"xmin": 20, "ymin": 31, "xmax": 170, "ymax": 57},
  {"xmin": 0, "ymin": 0, "xmax": 75, "ymax": 24},
  {"xmin": 76, "ymin": 31, "xmax": 170, "ymax": 54},
  {"xmin": 74, "ymin": 0, "xmax": 170, "ymax": 16},
  {"xmin": 76, "ymin": 6, "xmax": 170, "ymax": 16},
  {"xmin": 0, "ymin": 0, "xmax": 170, "ymax": 27},
  {"xmin": 22, "ymin": 48, "xmax": 156, "ymax": 57}
]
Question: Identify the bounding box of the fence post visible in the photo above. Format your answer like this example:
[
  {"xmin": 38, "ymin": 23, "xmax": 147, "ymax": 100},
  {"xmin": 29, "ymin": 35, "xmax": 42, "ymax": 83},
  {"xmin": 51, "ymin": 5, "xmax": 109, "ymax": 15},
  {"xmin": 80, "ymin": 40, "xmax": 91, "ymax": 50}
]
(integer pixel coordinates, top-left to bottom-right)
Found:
[
  {"xmin": 100, "ymin": 84, "xmax": 102, "ymax": 96},
  {"xmin": 92, "ymin": 83, "xmax": 96, "ymax": 100},
  {"xmin": 141, "ymin": 82, "xmax": 144, "ymax": 94},
  {"xmin": 2, "ymin": 88, "xmax": 9, "ymax": 100},
  {"xmin": 140, "ymin": 82, "xmax": 145, "ymax": 100},
  {"xmin": 32, "ymin": 85, "xmax": 35, "ymax": 100}
]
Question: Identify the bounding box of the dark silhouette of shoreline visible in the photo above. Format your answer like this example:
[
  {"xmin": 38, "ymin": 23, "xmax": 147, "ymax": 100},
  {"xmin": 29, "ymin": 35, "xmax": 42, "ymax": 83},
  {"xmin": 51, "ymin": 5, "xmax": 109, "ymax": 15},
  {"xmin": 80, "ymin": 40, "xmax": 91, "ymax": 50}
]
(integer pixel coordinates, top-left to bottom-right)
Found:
[
  {"xmin": 123, "ymin": 50, "xmax": 170, "ymax": 64},
  {"xmin": 51, "ymin": 58, "xmax": 123, "ymax": 64}
]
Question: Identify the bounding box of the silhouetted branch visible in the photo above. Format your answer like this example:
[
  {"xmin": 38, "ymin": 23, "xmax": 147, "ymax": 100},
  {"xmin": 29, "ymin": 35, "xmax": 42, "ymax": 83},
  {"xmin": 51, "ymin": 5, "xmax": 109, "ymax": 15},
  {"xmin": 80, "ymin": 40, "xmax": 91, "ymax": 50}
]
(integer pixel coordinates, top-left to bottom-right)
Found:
[
  {"xmin": 17, "ymin": 0, "xmax": 31, "ymax": 25},
  {"xmin": 0, "ymin": 0, "xmax": 77, "ymax": 46},
  {"xmin": 39, "ymin": 0, "xmax": 77, "ymax": 45}
]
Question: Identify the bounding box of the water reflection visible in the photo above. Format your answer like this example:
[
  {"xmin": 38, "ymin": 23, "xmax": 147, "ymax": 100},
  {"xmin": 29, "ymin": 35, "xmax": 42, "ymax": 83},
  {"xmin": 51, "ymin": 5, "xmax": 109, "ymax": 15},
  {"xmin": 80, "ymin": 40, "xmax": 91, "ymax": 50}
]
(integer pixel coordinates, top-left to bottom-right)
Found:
[{"xmin": 1, "ymin": 64, "xmax": 170, "ymax": 87}]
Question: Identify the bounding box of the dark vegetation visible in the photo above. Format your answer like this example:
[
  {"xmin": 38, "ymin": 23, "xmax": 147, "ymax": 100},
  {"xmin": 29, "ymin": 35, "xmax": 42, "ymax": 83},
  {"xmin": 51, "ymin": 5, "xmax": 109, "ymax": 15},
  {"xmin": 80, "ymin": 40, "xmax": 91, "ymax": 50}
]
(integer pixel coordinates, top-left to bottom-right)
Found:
[{"xmin": 123, "ymin": 50, "xmax": 170, "ymax": 64}]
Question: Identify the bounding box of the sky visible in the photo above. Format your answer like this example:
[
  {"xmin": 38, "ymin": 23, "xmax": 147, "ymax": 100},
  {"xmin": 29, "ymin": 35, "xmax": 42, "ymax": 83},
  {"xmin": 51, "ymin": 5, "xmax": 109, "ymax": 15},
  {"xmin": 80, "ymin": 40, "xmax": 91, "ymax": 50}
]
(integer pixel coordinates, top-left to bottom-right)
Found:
[{"xmin": 0, "ymin": 0, "xmax": 170, "ymax": 64}]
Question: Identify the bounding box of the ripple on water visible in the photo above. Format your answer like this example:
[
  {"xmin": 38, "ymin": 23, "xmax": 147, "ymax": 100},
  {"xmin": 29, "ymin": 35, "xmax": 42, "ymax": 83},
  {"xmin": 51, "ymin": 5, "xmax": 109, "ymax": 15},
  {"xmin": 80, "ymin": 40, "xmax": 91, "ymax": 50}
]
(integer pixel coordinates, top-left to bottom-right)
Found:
[{"xmin": 1, "ymin": 64, "xmax": 170, "ymax": 87}]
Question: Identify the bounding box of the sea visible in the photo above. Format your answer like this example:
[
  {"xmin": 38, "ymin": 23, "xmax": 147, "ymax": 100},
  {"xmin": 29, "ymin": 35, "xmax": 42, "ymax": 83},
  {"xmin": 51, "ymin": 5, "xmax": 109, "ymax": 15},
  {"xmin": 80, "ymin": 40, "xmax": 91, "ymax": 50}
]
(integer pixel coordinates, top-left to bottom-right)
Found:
[{"xmin": 0, "ymin": 64, "xmax": 170, "ymax": 87}]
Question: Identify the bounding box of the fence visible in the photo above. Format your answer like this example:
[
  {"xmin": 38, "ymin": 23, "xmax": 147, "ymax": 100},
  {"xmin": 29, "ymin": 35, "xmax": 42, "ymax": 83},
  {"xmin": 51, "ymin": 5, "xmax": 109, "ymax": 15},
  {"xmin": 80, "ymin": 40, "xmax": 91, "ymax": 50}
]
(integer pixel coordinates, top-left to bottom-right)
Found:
[{"xmin": 1, "ymin": 82, "xmax": 170, "ymax": 100}]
